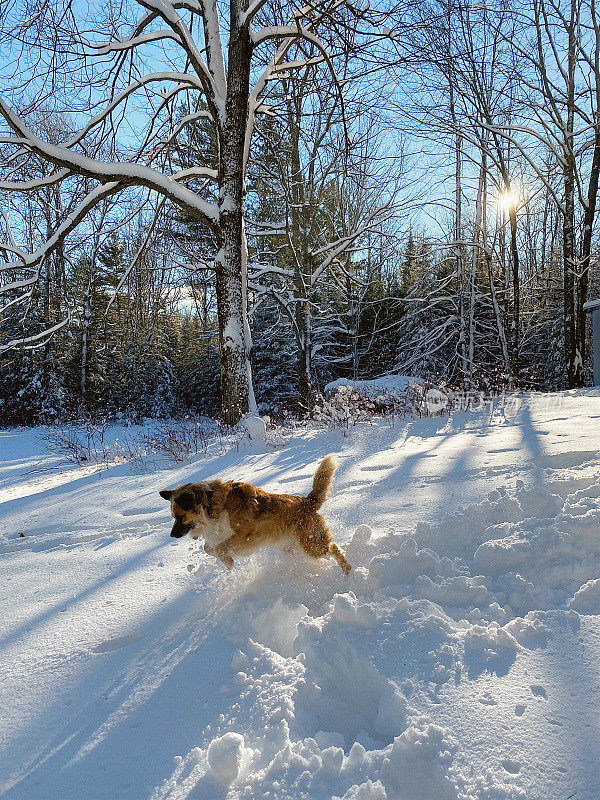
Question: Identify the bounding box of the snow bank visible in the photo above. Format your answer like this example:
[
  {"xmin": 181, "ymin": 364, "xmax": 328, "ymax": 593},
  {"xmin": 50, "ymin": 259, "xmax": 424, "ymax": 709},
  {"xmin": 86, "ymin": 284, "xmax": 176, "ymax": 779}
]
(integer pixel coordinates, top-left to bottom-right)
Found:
[
  {"xmin": 380, "ymin": 721, "xmax": 457, "ymax": 800},
  {"xmin": 569, "ymin": 578, "xmax": 600, "ymax": 613},
  {"xmin": 241, "ymin": 414, "xmax": 267, "ymax": 442},
  {"xmin": 316, "ymin": 373, "xmax": 426, "ymax": 427},
  {"xmin": 333, "ymin": 779, "xmax": 387, "ymax": 800}
]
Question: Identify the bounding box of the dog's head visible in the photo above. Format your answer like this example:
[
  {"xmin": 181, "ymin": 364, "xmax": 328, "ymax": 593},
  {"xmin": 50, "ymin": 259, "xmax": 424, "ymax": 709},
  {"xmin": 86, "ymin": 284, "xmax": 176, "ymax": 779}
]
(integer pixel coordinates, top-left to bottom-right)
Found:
[{"xmin": 159, "ymin": 483, "xmax": 214, "ymax": 538}]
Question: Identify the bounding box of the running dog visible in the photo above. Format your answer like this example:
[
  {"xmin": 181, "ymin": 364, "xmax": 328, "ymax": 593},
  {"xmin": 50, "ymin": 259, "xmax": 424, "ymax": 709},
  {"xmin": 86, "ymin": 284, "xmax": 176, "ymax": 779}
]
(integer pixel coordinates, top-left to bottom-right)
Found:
[{"xmin": 159, "ymin": 455, "xmax": 351, "ymax": 573}]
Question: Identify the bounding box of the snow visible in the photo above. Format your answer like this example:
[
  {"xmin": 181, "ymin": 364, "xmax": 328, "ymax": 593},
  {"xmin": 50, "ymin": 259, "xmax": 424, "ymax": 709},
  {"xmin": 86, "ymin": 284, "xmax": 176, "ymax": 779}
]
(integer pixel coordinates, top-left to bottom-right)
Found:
[
  {"xmin": 241, "ymin": 414, "xmax": 267, "ymax": 442},
  {"xmin": 206, "ymin": 732, "xmax": 248, "ymax": 785},
  {"xmin": 569, "ymin": 578, "xmax": 600, "ymax": 613},
  {"xmin": 2, "ymin": 390, "xmax": 600, "ymax": 799},
  {"xmin": 325, "ymin": 373, "xmax": 422, "ymax": 398}
]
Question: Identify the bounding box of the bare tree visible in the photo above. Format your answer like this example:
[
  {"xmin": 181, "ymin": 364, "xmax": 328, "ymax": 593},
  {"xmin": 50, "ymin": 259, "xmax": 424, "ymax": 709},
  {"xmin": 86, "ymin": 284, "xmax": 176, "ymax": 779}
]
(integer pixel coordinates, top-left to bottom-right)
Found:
[
  {"xmin": 248, "ymin": 67, "xmax": 397, "ymax": 406},
  {"xmin": 493, "ymin": 0, "xmax": 600, "ymax": 387},
  {"xmin": 0, "ymin": 0, "xmax": 393, "ymax": 423}
]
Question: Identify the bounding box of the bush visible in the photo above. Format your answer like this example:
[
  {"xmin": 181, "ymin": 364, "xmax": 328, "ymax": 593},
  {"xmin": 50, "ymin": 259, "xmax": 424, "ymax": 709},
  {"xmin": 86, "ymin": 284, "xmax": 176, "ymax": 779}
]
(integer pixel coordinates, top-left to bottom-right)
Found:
[
  {"xmin": 43, "ymin": 422, "xmax": 116, "ymax": 465},
  {"xmin": 43, "ymin": 418, "xmax": 232, "ymax": 469}
]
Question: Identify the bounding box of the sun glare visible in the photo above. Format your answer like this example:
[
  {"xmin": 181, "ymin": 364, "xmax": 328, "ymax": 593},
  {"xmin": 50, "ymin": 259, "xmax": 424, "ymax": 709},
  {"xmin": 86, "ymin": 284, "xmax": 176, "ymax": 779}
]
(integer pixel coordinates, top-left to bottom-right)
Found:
[
  {"xmin": 497, "ymin": 184, "xmax": 524, "ymax": 215},
  {"xmin": 497, "ymin": 187, "xmax": 516, "ymax": 214}
]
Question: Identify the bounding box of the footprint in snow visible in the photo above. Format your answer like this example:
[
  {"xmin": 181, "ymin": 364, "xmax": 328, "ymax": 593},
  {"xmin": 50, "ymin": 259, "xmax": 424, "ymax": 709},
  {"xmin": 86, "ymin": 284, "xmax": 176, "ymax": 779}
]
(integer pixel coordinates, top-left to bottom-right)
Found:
[
  {"xmin": 515, "ymin": 703, "xmax": 527, "ymax": 716},
  {"xmin": 501, "ymin": 759, "xmax": 521, "ymax": 774},
  {"xmin": 92, "ymin": 633, "xmax": 145, "ymax": 653},
  {"xmin": 530, "ymin": 684, "xmax": 547, "ymax": 699},
  {"xmin": 121, "ymin": 507, "xmax": 162, "ymax": 517},
  {"xmin": 479, "ymin": 692, "xmax": 498, "ymax": 705}
]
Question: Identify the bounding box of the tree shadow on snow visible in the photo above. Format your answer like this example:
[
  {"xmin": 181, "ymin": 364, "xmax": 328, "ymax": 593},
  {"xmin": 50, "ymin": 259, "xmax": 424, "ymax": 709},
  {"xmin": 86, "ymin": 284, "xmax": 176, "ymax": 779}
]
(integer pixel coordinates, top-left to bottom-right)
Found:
[{"xmin": 2, "ymin": 571, "xmax": 239, "ymax": 800}]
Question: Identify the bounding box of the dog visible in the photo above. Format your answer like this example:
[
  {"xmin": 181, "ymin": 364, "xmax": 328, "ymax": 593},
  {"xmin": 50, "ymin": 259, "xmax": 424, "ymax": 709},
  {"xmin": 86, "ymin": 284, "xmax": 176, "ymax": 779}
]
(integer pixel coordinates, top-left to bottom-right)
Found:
[{"xmin": 159, "ymin": 455, "xmax": 351, "ymax": 573}]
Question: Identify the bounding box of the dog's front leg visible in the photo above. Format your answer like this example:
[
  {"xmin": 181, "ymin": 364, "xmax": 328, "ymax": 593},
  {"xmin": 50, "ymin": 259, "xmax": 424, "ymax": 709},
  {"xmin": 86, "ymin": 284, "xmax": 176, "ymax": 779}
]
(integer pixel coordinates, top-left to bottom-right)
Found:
[
  {"xmin": 204, "ymin": 542, "xmax": 234, "ymax": 570},
  {"xmin": 214, "ymin": 543, "xmax": 234, "ymax": 569}
]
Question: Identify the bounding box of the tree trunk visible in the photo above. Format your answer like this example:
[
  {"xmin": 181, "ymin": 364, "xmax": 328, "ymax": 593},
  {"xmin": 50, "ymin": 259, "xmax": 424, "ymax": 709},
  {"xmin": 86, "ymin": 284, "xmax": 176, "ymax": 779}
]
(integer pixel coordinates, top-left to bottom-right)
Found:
[
  {"xmin": 80, "ymin": 273, "xmax": 93, "ymax": 413},
  {"xmin": 296, "ymin": 300, "xmax": 312, "ymax": 410},
  {"xmin": 453, "ymin": 137, "xmax": 467, "ymax": 383},
  {"xmin": 487, "ymin": 249, "xmax": 511, "ymax": 384},
  {"xmin": 563, "ymin": 0, "xmax": 577, "ymax": 388},
  {"xmin": 289, "ymin": 105, "xmax": 314, "ymax": 409},
  {"xmin": 217, "ymin": 0, "xmax": 255, "ymax": 426},
  {"xmin": 563, "ymin": 162, "xmax": 576, "ymax": 387},
  {"xmin": 489, "ymin": 127, "xmax": 518, "ymax": 385},
  {"xmin": 508, "ymin": 202, "xmax": 520, "ymax": 381},
  {"xmin": 563, "ymin": 175, "xmax": 577, "ymax": 389},
  {"xmin": 468, "ymin": 156, "xmax": 485, "ymax": 384}
]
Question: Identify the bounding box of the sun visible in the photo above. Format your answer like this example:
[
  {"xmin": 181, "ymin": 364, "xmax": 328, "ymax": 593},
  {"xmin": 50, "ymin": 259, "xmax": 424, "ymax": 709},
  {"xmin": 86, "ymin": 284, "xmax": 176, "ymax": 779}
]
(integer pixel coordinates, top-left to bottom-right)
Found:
[
  {"xmin": 497, "ymin": 186, "xmax": 517, "ymax": 214},
  {"xmin": 497, "ymin": 183, "xmax": 525, "ymax": 215}
]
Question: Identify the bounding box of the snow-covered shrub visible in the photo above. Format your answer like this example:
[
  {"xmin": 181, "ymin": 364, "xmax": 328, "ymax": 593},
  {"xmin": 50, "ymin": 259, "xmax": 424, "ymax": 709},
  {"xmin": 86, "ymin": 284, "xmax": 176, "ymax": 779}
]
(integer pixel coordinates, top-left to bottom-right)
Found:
[
  {"xmin": 311, "ymin": 375, "xmax": 453, "ymax": 428},
  {"xmin": 43, "ymin": 418, "xmax": 228, "ymax": 467},
  {"xmin": 311, "ymin": 385, "xmax": 394, "ymax": 427}
]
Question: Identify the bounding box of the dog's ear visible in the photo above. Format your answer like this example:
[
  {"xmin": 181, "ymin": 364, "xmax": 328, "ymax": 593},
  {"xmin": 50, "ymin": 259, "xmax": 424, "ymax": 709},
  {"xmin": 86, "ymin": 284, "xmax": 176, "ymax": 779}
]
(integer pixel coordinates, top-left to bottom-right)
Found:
[
  {"xmin": 202, "ymin": 485, "xmax": 215, "ymax": 512},
  {"xmin": 159, "ymin": 489, "xmax": 173, "ymax": 501},
  {"xmin": 175, "ymin": 489, "xmax": 197, "ymax": 512}
]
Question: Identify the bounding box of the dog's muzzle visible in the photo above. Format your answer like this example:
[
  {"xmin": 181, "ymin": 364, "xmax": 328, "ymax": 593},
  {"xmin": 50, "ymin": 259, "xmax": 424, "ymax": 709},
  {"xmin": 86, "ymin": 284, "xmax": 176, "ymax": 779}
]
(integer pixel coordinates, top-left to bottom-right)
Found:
[{"xmin": 170, "ymin": 520, "xmax": 194, "ymax": 538}]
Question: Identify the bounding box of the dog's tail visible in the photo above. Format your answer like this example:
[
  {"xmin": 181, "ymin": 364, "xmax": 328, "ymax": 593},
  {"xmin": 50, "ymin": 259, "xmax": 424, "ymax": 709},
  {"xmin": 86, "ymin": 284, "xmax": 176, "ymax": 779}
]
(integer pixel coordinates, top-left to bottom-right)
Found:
[{"xmin": 303, "ymin": 455, "xmax": 337, "ymax": 511}]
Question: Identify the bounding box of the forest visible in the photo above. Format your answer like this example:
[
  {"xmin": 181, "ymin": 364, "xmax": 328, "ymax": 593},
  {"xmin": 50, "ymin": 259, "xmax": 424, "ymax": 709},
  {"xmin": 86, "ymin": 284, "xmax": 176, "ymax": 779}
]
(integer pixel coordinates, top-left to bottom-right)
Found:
[{"xmin": 1, "ymin": 0, "xmax": 600, "ymax": 426}]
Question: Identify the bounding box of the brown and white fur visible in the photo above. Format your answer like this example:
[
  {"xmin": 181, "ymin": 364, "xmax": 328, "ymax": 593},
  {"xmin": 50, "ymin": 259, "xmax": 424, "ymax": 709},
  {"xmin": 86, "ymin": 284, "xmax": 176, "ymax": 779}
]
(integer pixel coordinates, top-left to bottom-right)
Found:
[{"xmin": 159, "ymin": 455, "xmax": 351, "ymax": 573}]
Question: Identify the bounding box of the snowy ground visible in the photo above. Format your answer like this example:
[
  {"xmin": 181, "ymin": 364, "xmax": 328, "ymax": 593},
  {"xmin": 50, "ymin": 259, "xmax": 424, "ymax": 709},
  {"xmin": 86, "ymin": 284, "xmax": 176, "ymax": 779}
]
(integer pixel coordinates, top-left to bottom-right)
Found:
[{"xmin": 2, "ymin": 391, "xmax": 600, "ymax": 800}]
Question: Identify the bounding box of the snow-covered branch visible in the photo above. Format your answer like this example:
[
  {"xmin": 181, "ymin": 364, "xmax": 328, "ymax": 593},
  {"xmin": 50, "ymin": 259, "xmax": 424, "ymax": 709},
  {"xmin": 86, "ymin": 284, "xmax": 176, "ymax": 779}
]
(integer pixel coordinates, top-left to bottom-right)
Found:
[{"xmin": 0, "ymin": 100, "xmax": 219, "ymax": 225}]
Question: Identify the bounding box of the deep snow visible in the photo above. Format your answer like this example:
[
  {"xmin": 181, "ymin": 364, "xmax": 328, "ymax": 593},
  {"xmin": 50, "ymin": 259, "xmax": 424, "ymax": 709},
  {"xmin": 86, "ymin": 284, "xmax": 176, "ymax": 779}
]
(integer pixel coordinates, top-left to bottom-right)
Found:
[{"xmin": 1, "ymin": 391, "xmax": 600, "ymax": 799}]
